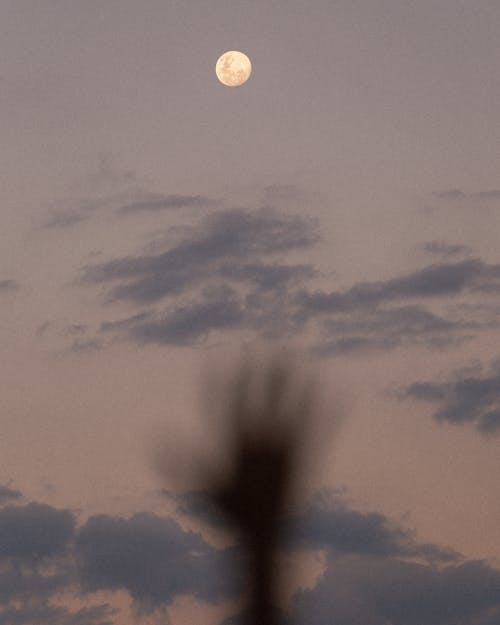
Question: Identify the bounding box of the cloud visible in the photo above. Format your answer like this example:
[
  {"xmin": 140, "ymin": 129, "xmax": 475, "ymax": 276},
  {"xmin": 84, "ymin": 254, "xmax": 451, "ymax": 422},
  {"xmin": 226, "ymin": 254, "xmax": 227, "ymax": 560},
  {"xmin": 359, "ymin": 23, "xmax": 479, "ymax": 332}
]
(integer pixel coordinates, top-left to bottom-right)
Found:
[
  {"xmin": 80, "ymin": 244, "xmax": 500, "ymax": 353},
  {"xmin": 117, "ymin": 193, "xmax": 214, "ymax": 214},
  {"xmin": 0, "ymin": 485, "xmax": 22, "ymax": 505},
  {"xmin": 433, "ymin": 189, "xmax": 500, "ymax": 200},
  {"xmin": 286, "ymin": 491, "xmax": 458, "ymax": 562},
  {"xmin": 402, "ymin": 358, "xmax": 500, "ymax": 434},
  {"xmin": 72, "ymin": 208, "xmax": 317, "ymax": 347},
  {"xmin": 75, "ymin": 512, "xmax": 240, "ymax": 609},
  {"xmin": 81, "ymin": 208, "xmax": 318, "ymax": 304},
  {"xmin": 38, "ymin": 153, "xmax": 214, "ymax": 228},
  {"xmin": 121, "ymin": 289, "xmax": 244, "ymax": 345},
  {"xmin": 42, "ymin": 209, "xmax": 91, "ymax": 229},
  {"xmin": 0, "ymin": 503, "xmax": 75, "ymax": 563},
  {"xmin": 0, "ymin": 501, "xmax": 111, "ymax": 625},
  {"xmin": 292, "ymin": 259, "xmax": 500, "ymax": 355},
  {"xmin": 220, "ymin": 262, "xmax": 315, "ymax": 291},
  {"xmin": 41, "ymin": 191, "xmax": 210, "ymax": 228},
  {"xmin": 422, "ymin": 241, "xmax": 472, "ymax": 259},
  {"xmin": 74, "ymin": 202, "xmax": 500, "ymax": 352},
  {"xmin": 0, "ymin": 566, "xmax": 70, "ymax": 604},
  {"xmin": 163, "ymin": 490, "xmax": 229, "ymax": 529},
  {"xmin": 316, "ymin": 305, "xmax": 465, "ymax": 355},
  {"xmin": 0, "ymin": 498, "xmax": 240, "ymax": 620},
  {"xmin": 0, "ymin": 494, "xmax": 497, "ymax": 625},
  {"xmin": 0, "ymin": 603, "xmax": 116, "ymax": 625},
  {"xmin": 298, "ymin": 259, "xmax": 500, "ymax": 316},
  {"xmin": 221, "ymin": 607, "xmax": 288, "ymax": 625},
  {"xmin": 169, "ymin": 489, "xmax": 457, "ymax": 563},
  {"xmin": 0, "ymin": 280, "xmax": 20, "ymax": 293},
  {"xmin": 291, "ymin": 554, "xmax": 500, "ymax": 625}
]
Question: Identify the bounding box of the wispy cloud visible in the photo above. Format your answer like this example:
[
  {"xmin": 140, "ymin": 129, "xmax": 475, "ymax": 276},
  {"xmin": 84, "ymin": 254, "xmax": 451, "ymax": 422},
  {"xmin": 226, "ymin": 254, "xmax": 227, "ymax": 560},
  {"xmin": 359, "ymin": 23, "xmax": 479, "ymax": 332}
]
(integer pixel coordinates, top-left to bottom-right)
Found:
[
  {"xmin": 81, "ymin": 208, "xmax": 318, "ymax": 304},
  {"xmin": 74, "ymin": 207, "xmax": 317, "ymax": 346},
  {"xmin": 0, "ymin": 279, "xmax": 20, "ymax": 293},
  {"xmin": 294, "ymin": 259, "xmax": 500, "ymax": 355},
  {"xmin": 41, "ymin": 208, "xmax": 92, "ymax": 229},
  {"xmin": 421, "ymin": 241, "xmax": 472, "ymax": 259},
  {"xmin": 316, "ymin": 305, "xmax": 469, "ymax": 356},
  {"xmin": 38, "ymin": 155, "xmax": 215, "ymax": 229},
  {"xmin": 432, "ymin": 188, "xmax": 500, "ymax": 201},
  {"xmin": 71, "ymin": 203, "xmax": 500, "ymax": 355},
  {"xmin": 99, "ymin": 288, "xmax": 244, "ymax": 346},
  {"xmin": 297, "ymin": 260, "xmax": 500, "ymax": 317},
  {"xmin": 402, "ymin": 357, "xmax": 500, "ymax": 434},
  {"xmin": 0, "ymin": 485, "xmax": 22, "ymax": 506},
  {"xmin": 117, "ymin": 193, "xmax": 215, "ymax": 215}
]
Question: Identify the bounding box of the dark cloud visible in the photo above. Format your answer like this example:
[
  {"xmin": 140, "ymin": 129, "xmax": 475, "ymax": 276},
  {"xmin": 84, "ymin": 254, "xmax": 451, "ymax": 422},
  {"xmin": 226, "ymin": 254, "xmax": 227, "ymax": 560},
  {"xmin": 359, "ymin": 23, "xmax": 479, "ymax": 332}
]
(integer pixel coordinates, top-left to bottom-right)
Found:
[
  {"xmin": 81, "ymin": 208, "xmax": 318, "ymax": 304},
  {"xmin": 0, "ymin": 485, "xmax": 22, "ymax": 505},
  {"xmin": 298, "ymin": 259, "xmax": 500, "ymax": 316},
  {"xmin": 74, "ymin": 208, "xmax": 317, "ymax": 347},
  {"xmin": 422, "ymin": 241, "xmax": 472, "ymax": 259},
  {"xmin": 42, "ymin": 210, "xmax": 91, "ymax": 229},
  {"xmin": 67, "ymin": 337, "xmax": 103, "ymax": 354},
  {"xmin": 0, "ymin": 603, "xmax": 115, "ymax": 625},
  {"xmin": 98, "ymin": 289, "xmax": 244, "ymax": 346},
  {"xmin": 0, "ymin": 279, "xmax": 19, "ymax": 293},
  {"xmin": 292, "ymin": 554, "xmax": 500, "ymax": 625},
  {"xmin": 124, "ymin": 289, "xmax": 244, "ymax": 345},
  {"xmin": 117, "ymin": 193, "xmax": 214, "ymax": 214},
  {"xmin": 433, "ymin": 189, "xmax": 500, "ymax": 200},
  {"xmin": 72, "ymin": 195, "xmax": 500, "ymax": 354},
  {"xmin": 0, "ymin": 494, "xmax": 497, "ymax": 625},
  {"xmin": 75, "ymin": 512, "xmax": 240, "ymax": 609},
  {"xmin": 76, "ymin": 207, "xmax": 500, "ymax": 352},
  {"xmin": 222, "ymin": 607, "xmax": 288, "ymax": 625},
  {"xmin": 169, "ymin": 489, "xmax": 457, "ymax": 563},
  {"xmin": 0, "ymin": 499, "xmax": 240, "ymax": 621},
  {"xmin": 402, "ymin": 358, "xmax": 500, "ymax": 434},
  {"xmin": 163, "ymin": 490, "xmax": 229, "ymax": 529},
  {"xmin": 293, "ymin": 259, "xmax": 500, "ymax": 355},
  {"xmin": 287, "ymin": 491, "xmax": 458, "ymax": 562},
  {"xmin": 316, "ymin": 305, "xmax": 464, "ymax": 356},
  {"xmin": 220, "ymin": 262, "xmax": 315, "ymax": 291},
  {"xmin": 0, "ymin": 566, "xmax": 69, "ymax": 604},
  {"xmin": 0, "ymin": 501, "xmax": 110, "ymax": 625},
  {"xmin": 0, "ymin": 503, "xmax": 75, "ymax": 563}
]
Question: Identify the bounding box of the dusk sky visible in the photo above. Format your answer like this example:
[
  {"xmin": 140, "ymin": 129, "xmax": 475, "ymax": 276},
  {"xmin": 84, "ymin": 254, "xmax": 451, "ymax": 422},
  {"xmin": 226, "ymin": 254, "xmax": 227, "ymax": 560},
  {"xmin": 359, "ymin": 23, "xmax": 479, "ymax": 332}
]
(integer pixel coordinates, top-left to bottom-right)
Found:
[{"xmin": 2, "ymin": 2, "xmax": 500, "ymax": 624}]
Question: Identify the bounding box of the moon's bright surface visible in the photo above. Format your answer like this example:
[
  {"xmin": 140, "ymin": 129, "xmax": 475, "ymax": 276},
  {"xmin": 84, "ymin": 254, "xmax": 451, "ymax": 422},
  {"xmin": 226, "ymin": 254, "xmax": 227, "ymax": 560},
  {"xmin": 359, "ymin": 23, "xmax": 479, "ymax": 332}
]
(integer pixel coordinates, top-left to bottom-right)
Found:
[{"xmin": 215, "ymin": 51, "xmax": 252, "ymax": 87}]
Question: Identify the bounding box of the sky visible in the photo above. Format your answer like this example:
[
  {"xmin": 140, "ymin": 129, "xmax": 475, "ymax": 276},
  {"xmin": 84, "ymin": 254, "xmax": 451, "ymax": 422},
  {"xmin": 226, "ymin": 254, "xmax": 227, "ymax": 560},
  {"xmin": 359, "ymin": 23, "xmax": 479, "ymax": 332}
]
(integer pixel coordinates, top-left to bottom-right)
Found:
[{"xmin": 1, "ymin": 1, "xmax": 500, "ymax": 624}]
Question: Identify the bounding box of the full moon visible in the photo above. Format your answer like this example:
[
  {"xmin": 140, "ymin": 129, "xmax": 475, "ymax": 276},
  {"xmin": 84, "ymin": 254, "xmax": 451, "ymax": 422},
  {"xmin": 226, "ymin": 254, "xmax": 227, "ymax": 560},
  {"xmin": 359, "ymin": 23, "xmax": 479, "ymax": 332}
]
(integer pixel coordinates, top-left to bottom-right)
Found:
[{"xmin": 215, "ymin": 51, "xmax": 252, "ymax": 87}]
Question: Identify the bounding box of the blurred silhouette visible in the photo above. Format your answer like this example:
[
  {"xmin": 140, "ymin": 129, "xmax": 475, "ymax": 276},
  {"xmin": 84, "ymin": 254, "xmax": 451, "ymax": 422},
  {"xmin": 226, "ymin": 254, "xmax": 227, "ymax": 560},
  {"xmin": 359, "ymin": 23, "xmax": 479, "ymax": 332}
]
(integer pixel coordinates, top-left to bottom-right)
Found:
[
  {"xmin": 157, "ymin": 350, "xmax": 335, "ymax": 625},
  {"xmin": 204, "ymin": 358, "xmax": 311, "ymax": 625}
]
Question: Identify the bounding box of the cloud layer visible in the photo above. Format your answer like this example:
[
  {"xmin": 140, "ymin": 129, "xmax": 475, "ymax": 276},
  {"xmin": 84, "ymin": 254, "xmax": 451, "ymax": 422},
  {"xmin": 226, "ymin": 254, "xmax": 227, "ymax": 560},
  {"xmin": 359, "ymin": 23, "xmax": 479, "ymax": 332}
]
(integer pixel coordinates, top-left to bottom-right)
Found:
[
  {"xmin": 292, "ymin": 555, "xmax": 500, "ymax": 625},
  {"xmin": 1, "ymin": 488, "xmax": 499, "ymax": 625},
  {"xmin": 64, "ymin": 202, "xmax": 500, "ymax": 355},
  {"xmin": 78, "ymin": 207, "xmax": 318, "ymax": 346},
  {"xmin": 402, "ymin": 358, "xmax": 500, "ymax": 434}
]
